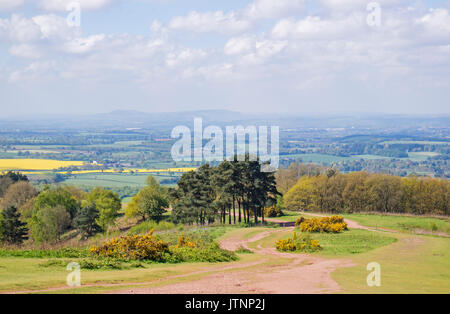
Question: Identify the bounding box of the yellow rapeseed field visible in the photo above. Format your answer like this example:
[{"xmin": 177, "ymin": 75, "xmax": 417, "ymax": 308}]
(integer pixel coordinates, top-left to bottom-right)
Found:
[
  {"xmin": 67, "ymin": 168, "xmax": 197, "ymax": 174},
  {"xmin": 0, "ymin": 159, "xmax": 84, "ymax": 171}
]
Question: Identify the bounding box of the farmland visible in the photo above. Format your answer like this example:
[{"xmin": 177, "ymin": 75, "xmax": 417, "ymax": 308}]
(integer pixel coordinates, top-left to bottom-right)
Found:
[{"xmin": 0, "ymin": 159, "xmax": 84, "ymax": 171}]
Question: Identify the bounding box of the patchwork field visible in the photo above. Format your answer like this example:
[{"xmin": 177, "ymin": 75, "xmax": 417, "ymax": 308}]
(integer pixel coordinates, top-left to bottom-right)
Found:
[{"xmin": 0, "ymin": 159, "xmax": 84, "ymax": 171}]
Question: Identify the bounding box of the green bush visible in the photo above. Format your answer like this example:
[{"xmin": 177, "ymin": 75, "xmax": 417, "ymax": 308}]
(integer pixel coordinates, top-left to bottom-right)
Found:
[
  {"xmin": 128, "ymin": 220, "xmax": 176, "ymax": 235},
  {"xmin": 171, "ymin": 243, "xmax": 237, "ymax": 263},
  {"xmin": 0, "ymin": 247, "xmax": 89, "ymax": 258},
  {"xmin": 235, "ymin": 246, "xmax": 253, "ymax": 254},
  {"xmin": 39, "ymin": 258, "xmax": 145, "ymax": 270}
]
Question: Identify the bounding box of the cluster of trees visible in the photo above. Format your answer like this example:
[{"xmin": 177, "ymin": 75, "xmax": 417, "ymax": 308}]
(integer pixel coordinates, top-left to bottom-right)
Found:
[
  {"xmin": 125, "ymin": 176, "xmax": 169, "ymax": 222},
  {"xmin": 283, "ymin": 170, "xmax": 449, "ymax": 215},
  {"xmin": 170, "ymin": 157, "xmax": 279, "ymax": 225},
  {"xmin": 0, "ymin": 172, "xmax": 122, "ymax": 245}
]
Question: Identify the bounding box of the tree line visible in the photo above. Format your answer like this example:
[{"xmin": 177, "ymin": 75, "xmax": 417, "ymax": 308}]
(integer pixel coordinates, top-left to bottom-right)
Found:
[
  {"xmin": 170, "ymin": 157, "xmax": 279, "ymax": 225},
  {"xmin": 283, "ymin": 169, "xmax": 449, "ymax": 216},
  {"xmin": 0, "ymin": 171, "xmax": 122, "ymax": 245}
]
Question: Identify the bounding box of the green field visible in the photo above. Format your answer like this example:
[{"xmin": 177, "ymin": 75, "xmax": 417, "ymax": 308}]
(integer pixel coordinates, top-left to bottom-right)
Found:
[
  {"xmin": 380, "ymin": 140, "xmax": 449, "ymax": 145},
  {"xmin": 63, "ymin": 173, "xmax": 179, "ymax": 189},
  {"xmin": 342, "ymin": 213, "xmax": 450, "ymax": 235}
]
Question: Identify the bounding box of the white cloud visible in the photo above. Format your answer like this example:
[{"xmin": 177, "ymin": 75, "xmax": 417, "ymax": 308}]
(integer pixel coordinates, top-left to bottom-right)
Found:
[
  {"xmin": 9, "ymin": 44, "xmax": 43, "ymax": 58},
  {"xmin": 32, "ymin": 14, "xmax": 79, "ymax": 40},
  {"xmin": 272, "ymin": 14, "xmax": 364, "ymax": 39},
  {"xmin": 320, "ymin": 0, "xmax": 407, "ymax": 12},
  {"xmin": 3, "ymin": 0, "xmax": 450, "ymax": 106},
  {"xmin": 415, "ymin": 9, "xmax": 450, "ymax": 41},
  {"xmin": 0, "ymin": 0, "xmax": 24, "ymax": 11},
  {"xmin": 62, "ymin": 34, "xmax": 105, "ymax": 53},
  {"xmin": 224, "ymin": 36, "xmax": 254, "ymax": 55},
  {"xmin": 225, "ymin": 35, "xmax": 287, "ymax": 65},
  {"xmin": 8, "ymin": 61, "xmax": 56, "ymax": 82},
  {"xmin": 168, "ymin": 0, "xmax": 306, "ymax": 36},
  {"xmin": 166, "ymin": 48, "xmax": 208, "ymax": 67},
  {"xmin": 0, "ymin": 14, "xmax": 42, "ymax": 42},
  {"xmin": 169, "ymin": 11, "xmax": 251, "ymax": 35},
  {"xmin": 39, "ymin": 0, "xmax": 114, "ymax": 11},
  {"xmin": 244, "ymin": 0, "xmax": 305, "ymax": 19},
  {"xmin": 0, "ymin": 14, "xmax": 79, "ymax": 43}
]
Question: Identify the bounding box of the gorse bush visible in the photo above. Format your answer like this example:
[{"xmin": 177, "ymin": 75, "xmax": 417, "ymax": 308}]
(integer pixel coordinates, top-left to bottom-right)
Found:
[
  {"xmin": 295, "ymin": 216, "xmax": 347, "ymax": 233},
  {"xmin": 276, "ymin": 232, "xmax": 321, "ymax": 252},
  {"xmin": 89, "ymin": 228, "xmax": 236, "ymax": 263},
  {"xmin": 176, "ymin": 235, "xmax": 196, "ymax": 248},
  {"xmin": 89, "ymin": 229, "xmax": 170, "ymax": 261}
]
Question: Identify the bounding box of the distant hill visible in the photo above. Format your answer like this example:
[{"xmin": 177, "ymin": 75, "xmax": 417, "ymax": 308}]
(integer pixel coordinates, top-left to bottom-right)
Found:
[{"xmin": 1, "ymin": 110, "xmax": 449, "ymax": 131}]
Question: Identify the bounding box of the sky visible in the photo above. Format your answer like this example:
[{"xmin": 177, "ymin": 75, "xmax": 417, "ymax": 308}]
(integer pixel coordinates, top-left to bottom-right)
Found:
[{"xmin": 0, "ymin": 0, "xmax": 449, "ymax": 116}]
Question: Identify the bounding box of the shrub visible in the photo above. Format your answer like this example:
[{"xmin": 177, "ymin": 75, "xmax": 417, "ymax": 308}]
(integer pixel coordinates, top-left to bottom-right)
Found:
[
  {"xmin": 89, "ymin": 229, "xmax": 170, "ymax": 261},
  {"xmin": 0, "ymin": 247, "xmax": 89, "ymax": 258},
  {"xmin": 39, "ymin": 258, "xmax": 145, "ymax": 270},
  {"xmin": 276, "ymin": 232, "xmax": 321, "ymax": 252},
  {"xmin": 171, "ymin": 243, "xmax": 237, "ymax": 263},
  {"xmin": 128, "ymin": 220, "xmax": 176, "ymax": 235},
  {"xmin": 176, "ymin": 235, "xmax": 196, "ymax": 248},
  {"xmin": 264, "ymin": 205, "xmax": 284, "ymax": 218},
  {"xmin": 166, "ymin": 231, "xmax": 236, "ymax": 263},
  {"xmin": 235, "ymin": 246, "xmax": 253, "ymax": 254},
  {"xmin": 296, "ymin": 216, "xmax": 347, "ymax": 233}
]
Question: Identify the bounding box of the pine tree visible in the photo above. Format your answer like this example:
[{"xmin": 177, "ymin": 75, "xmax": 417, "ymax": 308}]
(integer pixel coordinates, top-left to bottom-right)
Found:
[
  {"xmin": 0, "ymin": 206, "xmax": 28, "ymax": 245},
  {"xmin": 74, "ymin": 202, "xmax": 101, "ymax": 239}
]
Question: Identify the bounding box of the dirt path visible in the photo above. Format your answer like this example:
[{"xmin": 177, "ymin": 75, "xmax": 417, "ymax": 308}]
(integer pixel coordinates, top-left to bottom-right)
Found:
[{"xmin": 111, "ymin": 222, "xmax": 355, "ymax": 294}]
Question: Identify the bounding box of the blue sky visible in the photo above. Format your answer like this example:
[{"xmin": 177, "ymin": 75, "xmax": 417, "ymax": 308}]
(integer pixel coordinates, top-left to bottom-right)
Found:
[{"xmin": 0, "ymin": 0, "xmax": 449, "ymax": 116}]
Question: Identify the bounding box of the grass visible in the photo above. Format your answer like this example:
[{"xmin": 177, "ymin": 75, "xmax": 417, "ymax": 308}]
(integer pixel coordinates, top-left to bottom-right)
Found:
[
  {"xmin": 342, "ymin": 213, "xmax": 450, "ymax": 235},
  {"xmin": 128, "ymin": 220, "xmax": 177, "ymax": 235},
  {"xmin": 0, "ymin": 247, "xmax": 89, "ymax": 259},
  {"xmin": 0, "ymin": 256, "xmax": 254, "ymax": 292},
  {"xmin": 252, "ymin": 227, "xmax": 397, "ymax": 256},
  {"xmin": 63, "ymin": 173, "xmax": 179, "ymax": 189},
  {"xmin": 332, "ymin": 233, "xmax": 450, "ymax": 293},
  {"xmin": 304, "ymin": 229, "xmax": 397, "ymax": 256},
  {"xmin": 1, "ymin": 214, "xmax": 448, "ymax": 293},
  {"xmin": 269, "ymin": 210, "xmax": 303, "ymax": 222}
]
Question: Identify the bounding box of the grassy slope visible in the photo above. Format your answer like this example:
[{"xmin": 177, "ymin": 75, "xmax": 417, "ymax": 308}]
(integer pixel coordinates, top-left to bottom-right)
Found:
[
  {"xmin": 332, "ymin": 233, "xmax": 450, "ymax": 293},
  {"xmin": 263, "ymin": 211, "xmax": 450, "ymax": 293},
  {"xmin": 342, "ymin": 213, "xmax": 450, "ymax": 234},
  {"xmin": 0, "ymin": 214, "xmax": 449, "ymax": 293},
  {"xmin": 0, "ymin": 255, "xmax": 262, "ymax": 293}
]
